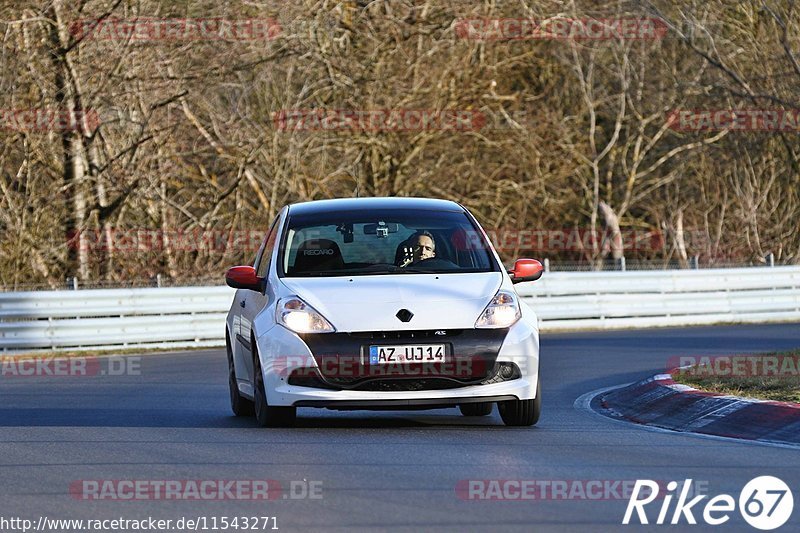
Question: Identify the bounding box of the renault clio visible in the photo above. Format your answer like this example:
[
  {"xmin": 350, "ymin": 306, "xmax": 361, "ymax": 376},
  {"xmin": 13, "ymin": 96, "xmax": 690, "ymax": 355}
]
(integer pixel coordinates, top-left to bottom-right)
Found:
[{"xmin": 224, "ymin": 197, "xmax": 543, "ymax": 427}]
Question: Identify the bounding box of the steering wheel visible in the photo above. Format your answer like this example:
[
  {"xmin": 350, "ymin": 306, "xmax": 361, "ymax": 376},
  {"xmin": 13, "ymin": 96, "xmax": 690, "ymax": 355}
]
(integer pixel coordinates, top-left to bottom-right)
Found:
[{"xmin": 408, "ymin": 257, "xmax": 459, "ymax": 269}]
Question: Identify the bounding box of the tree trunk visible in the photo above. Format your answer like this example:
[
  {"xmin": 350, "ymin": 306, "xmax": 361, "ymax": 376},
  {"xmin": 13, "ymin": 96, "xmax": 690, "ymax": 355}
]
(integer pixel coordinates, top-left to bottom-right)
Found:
[
  {"xmin": 45, "ymin": 1, "xmax": 90, "ymax": 280},
  {"xmin": 598, "ymin": 201, "xmax": 624, "ymax": 262},
  {"xmin": 675, "ymin": 209, "xmax": 689, "ymax": 268}
]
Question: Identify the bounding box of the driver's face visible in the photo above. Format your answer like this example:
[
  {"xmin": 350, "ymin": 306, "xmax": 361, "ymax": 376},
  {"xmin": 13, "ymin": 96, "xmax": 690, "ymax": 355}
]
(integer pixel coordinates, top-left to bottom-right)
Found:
[{"xmin": 413, "ymin": 235, "xmax": 435, "ymax": 262}]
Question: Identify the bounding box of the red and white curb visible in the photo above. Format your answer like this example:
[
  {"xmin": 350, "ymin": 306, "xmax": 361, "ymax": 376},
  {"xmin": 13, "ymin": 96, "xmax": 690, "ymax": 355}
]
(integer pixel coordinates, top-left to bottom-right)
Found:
[{"xmin": 595, "ymin": 374, "xmax": 800, "ymax": 447}]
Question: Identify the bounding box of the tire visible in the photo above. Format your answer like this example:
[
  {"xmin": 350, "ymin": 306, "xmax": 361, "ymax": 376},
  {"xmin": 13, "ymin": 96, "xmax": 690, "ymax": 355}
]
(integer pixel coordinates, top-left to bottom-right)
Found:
[
  {"xmin": 253, "ymin": 346, "xmax": 296, "ymax": 428},
  {"xmin": 228, "ymin": 340, "xmax": 254, "ymax": 416},
  {"xmin": 459, "ymin": 402, "xmax": 493, "ymax": 416},
  {"xmin": 498, "ymin": 377, "xmax": 541, "ymax": 427}
]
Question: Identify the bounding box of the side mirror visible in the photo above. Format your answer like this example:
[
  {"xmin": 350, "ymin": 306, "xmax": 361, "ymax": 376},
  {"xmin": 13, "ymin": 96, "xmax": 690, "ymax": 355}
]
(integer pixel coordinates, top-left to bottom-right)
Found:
[
  {"xmin": 225, "ymin": 266, "xmax": 264, "ymax": 292},
  {"xmin": 508, "ymin": 259, "xmax": 544, "ymax": 284}
]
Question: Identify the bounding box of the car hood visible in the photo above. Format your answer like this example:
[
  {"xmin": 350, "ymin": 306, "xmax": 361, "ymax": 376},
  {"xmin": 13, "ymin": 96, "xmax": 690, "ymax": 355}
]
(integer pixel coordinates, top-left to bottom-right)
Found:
[{"xmin": 280, "ymin": 272, "xmax": 504, "ymax": 332}]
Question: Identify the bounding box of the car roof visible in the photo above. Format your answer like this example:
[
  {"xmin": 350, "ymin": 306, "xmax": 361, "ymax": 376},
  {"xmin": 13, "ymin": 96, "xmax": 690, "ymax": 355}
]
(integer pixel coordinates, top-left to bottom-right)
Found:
[{"xmin": 286, "ymin": 197, "xmax": 465, "ymax": 216}]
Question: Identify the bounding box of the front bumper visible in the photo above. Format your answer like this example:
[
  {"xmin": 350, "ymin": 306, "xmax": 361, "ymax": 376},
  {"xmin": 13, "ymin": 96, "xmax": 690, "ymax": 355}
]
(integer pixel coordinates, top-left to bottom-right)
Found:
[
  {"xmin": 281, "ymin": 380, "xmax": 533, "ymax": 410},
  {"xmin": 256, "ymin": 319, "xmax": 539, "ymax": 408}
]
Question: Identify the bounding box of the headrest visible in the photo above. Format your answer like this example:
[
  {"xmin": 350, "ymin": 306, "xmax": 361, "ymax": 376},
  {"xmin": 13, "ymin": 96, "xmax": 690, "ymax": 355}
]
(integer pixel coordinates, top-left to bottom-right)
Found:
[{"xmin": 292, "ymin": 239, "xmax": 344, "ymax": 274}]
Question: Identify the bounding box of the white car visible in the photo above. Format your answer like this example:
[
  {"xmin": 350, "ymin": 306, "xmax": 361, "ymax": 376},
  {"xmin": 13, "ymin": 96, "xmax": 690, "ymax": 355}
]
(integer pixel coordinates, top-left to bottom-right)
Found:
[{"xmin": 225, "ymin": 197, "xmax": 544, "ymax": 427}]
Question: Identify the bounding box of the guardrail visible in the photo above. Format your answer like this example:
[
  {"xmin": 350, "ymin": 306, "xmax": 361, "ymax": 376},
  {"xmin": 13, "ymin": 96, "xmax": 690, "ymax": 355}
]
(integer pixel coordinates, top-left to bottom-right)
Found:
[
  {"xmin": 516, "ymin": 265, "xmax": 800, "ymax": 330},
  {"xmin": 0, "ymin": 287, "xmax": 231, "ymax": 352},
  {"xmin": 1, "ymin": 266, "xmax": 798, "ymax": 352}
]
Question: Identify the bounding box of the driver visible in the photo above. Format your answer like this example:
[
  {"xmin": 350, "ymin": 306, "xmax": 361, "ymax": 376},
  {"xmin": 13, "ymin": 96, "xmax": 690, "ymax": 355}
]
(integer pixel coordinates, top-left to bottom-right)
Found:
[{"xmin": 400, "ymin": 230, "xmax": 436, "ymax": 267}]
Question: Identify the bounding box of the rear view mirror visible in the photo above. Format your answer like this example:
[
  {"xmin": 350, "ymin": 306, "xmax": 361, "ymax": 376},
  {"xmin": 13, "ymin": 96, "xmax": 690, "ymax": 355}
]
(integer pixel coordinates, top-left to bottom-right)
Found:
[
  {"xmin": 363, "ymin": 221, "xmax": 399, "ymax": 237},
  {"xmin": 508, "ymin": 259, "xmax": 544, "ymax": 284},
  {"xmin": 225, "ymin": 266, "xmax": 264, "ymax": 292}
]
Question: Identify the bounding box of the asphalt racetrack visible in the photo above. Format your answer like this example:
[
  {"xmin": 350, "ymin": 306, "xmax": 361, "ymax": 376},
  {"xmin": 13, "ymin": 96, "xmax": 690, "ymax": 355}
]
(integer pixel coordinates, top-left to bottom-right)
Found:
[{"xmin": 1, "ymin": 323, "xmax": 799, "ymax": 532}]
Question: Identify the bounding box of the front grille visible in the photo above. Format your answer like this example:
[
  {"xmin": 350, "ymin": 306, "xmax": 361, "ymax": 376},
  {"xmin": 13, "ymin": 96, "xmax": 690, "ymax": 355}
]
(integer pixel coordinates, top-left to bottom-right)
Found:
[
  {"xmin": 288, "ymin": 367, "xmax": 483, "ymax": 391},
  {"xmin": 294, "ymin": 328, "xmax": 511, "ymax": 392},
  {"xmin": 351, "ymin": 378, "xmax": 469, "ymax": 392},
  {"xmin": 300, "ymin": 329, "xmax": 507, "ymax": 381},
  {"xmin": 287, "ymin": 362, "xmax": 522, "ymax": 392}
]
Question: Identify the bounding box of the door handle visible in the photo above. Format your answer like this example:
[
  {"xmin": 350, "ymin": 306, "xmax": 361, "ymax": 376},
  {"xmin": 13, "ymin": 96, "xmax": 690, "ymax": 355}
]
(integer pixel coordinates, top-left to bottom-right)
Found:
[{"xmin": 240, "ymin": 300, "xmax": 246, "ymax": 308}]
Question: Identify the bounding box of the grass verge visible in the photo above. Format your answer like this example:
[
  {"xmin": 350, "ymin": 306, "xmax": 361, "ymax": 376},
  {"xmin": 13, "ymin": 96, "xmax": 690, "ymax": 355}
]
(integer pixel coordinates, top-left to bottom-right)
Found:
[{"xmin": 671, "ymin": 350, "xmax": 800, "ymax": 403}]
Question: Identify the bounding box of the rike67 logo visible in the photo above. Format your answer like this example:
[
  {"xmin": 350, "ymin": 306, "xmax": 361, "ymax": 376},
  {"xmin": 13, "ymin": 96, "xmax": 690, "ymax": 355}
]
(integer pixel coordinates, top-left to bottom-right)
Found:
[{"xmin": 623, "ymin": 477, "xmax": 794, "ymax": 530}]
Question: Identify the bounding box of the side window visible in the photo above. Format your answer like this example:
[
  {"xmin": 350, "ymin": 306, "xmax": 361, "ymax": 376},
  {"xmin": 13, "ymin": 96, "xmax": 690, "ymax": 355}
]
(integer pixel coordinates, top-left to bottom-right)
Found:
[{"xmin": 256, "ymin": 217, "xmax": 280, "ymax": 278}]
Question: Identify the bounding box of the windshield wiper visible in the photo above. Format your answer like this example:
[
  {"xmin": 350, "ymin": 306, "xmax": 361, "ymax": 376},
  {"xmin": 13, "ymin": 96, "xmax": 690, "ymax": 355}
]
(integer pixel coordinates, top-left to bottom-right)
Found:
[
  {"xmin": 396, "ymin": 267, "xmax": 451, "ymax": 274},
  {"xmin": 292, "ymin": 269, "xmax": 368, "ymax": 277},
  {"xmin": 291, "ymin": 265, "xmax": 459, "ymax": 277}
]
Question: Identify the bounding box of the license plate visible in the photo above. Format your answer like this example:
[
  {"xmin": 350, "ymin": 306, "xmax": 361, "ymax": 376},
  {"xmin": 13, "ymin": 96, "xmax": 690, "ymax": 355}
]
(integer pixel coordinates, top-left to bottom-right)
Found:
[{"xmin": 368, "ymin": 344, "xmax": 446, "ymax": 364}]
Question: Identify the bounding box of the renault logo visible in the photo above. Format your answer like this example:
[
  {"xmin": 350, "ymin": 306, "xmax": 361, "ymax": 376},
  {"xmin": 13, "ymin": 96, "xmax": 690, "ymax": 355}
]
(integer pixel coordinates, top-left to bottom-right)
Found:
[{"xmin": 396, "ymin": 309, "xmax": 414, "ymax": 322}]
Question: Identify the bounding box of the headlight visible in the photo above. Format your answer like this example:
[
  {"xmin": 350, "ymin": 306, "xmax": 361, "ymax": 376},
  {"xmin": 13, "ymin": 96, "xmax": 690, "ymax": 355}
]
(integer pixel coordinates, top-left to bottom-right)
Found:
[
  {"xmin": 475, "ymin": 290, "xmax": 521, "ymax": 329},
  {"xmin": 276, "ymin": 296, "xmax": 336, "ymax": 334}
]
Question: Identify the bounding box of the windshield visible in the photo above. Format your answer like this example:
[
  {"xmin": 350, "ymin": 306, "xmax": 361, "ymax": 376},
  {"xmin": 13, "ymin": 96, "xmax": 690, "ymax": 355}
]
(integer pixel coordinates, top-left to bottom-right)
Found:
[{"xmin": 279, "ymin": 208, "xmax": 499, "ymax": 277}]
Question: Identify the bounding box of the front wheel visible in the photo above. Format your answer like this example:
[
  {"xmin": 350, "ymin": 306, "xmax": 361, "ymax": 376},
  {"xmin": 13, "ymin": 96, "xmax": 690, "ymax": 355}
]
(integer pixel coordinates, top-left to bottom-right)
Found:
[
  {"xmin": 498, "ymin": 377, "xmax": 541, "ymax": 427},
  {"xmin": 253, "ymin": 349, "xmax": 296, "ymax": 428}
]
